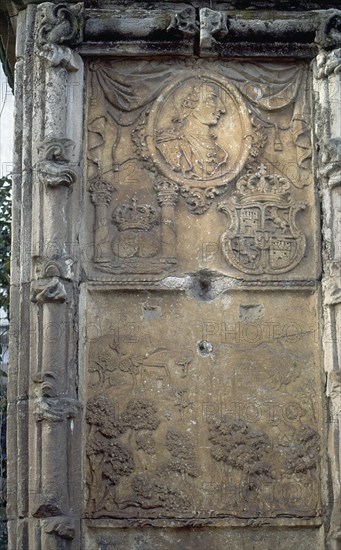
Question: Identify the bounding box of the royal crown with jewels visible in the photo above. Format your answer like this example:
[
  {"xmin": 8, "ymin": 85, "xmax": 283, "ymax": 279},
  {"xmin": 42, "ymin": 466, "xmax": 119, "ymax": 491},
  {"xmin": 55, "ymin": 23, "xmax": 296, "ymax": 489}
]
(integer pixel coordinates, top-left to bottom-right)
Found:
[
  {"xmin": 112, "ymin": 195, "xmax": 159, "ymax": 231},
  {"xmin": 233, "ymin": 164, "xmax": 291, "ymax": 205}
]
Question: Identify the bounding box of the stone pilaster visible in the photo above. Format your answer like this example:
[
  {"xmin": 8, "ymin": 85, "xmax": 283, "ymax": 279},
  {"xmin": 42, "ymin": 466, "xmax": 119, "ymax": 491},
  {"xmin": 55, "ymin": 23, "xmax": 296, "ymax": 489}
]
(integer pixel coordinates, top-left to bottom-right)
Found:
[
  {"xmin": 314, "ymin": 42, "xmax": 341, "ymax": 550},
  {"xmin": 8, "ymin": 2, "xmax": 85, "ymax": 549}
]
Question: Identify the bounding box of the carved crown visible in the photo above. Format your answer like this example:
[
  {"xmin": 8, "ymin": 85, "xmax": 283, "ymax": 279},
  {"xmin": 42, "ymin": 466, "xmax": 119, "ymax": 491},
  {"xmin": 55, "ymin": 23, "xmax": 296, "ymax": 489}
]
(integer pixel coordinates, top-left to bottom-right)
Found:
[
  {"xmin": 112, "ymin": 195, "xmax": 159, "ymax": 231},
  {"xmin": 234, "ymin": 164, "xmax": 291, "ymax": 205}
]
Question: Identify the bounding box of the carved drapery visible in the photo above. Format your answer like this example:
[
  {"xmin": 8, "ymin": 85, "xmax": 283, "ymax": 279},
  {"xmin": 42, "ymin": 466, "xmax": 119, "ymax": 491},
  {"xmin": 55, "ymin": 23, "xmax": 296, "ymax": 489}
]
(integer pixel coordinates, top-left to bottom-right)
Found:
[
  {"xmin": 7, "ymin": 2, "xmax": 341, "ymax": 550},
  {"xmin": 88, "ymin": 60, "xmax": 312, "ymax": 195}
]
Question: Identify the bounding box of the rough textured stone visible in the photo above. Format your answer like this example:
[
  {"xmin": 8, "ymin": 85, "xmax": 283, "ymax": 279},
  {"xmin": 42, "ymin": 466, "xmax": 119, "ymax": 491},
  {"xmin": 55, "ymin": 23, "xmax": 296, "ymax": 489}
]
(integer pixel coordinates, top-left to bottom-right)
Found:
[{"xmin": 6, "ymin": 1, "xmax": 341, "ymax": 549}]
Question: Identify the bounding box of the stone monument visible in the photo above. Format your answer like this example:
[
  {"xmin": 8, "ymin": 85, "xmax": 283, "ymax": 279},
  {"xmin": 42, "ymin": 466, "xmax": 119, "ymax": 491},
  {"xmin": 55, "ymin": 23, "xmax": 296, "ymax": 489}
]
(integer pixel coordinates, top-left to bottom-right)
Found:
[{"xmin": 3, "ymin": 1, "xmax": 341, "ymax": 548}]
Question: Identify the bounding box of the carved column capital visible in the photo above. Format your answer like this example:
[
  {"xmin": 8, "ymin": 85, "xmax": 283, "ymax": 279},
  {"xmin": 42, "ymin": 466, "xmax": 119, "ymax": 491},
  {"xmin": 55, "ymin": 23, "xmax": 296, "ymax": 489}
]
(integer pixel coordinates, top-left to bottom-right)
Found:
[
  {"xmin": 323, "ymin": 262, "xmax": 341, "ymax": 306},
  {"xmin": 44, "ymin": 516, "xmax": 76, "ymax": 540},
  {"xmin": 34, "ymin": 397, "xmax": 80, "ymax": 423},
  {"xmin": 31, "ymin": 277, "xmax": 67, "ymax": 304},
  {"xmin": 89, "ymin": 180, "xmax": 115, "ymax": 205},
  {"xmin": 154, "ymin": 179, "xmax": 179, "ymax": 207},
  {"xmin": 36, "ymin": 2, "xmax": 84, "ymax": 69}
]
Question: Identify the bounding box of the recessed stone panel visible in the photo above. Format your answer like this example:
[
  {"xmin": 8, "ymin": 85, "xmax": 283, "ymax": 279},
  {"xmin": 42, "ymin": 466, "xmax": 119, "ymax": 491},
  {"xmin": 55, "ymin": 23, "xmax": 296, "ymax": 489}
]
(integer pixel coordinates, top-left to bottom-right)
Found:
[
  {"xmin": 85, "ymin": 59, "xmax": 319, "ymax": 282},
  {"xmin": 82, "ymin": 287, "xmax": 324, "ymax": 529}
]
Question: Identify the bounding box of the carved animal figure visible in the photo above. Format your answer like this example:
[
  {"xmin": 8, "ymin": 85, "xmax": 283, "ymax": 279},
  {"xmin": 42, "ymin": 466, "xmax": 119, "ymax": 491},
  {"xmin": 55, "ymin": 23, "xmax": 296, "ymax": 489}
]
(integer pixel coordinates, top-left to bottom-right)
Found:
[{"xmin": 266, "ymin": 207, "xmax": 290, "ymax": 233}]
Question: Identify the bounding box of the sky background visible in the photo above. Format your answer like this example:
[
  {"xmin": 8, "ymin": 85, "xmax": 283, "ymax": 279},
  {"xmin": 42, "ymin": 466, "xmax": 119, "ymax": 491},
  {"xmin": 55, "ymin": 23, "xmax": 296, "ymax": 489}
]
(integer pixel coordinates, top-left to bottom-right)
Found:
[
  {"xmin": 0, "ymin": 64, "xmax": 13, "ymax": 362},
  {"xmin": 0, "ymin": 63, "xmax": 14, "ymax": 178}
]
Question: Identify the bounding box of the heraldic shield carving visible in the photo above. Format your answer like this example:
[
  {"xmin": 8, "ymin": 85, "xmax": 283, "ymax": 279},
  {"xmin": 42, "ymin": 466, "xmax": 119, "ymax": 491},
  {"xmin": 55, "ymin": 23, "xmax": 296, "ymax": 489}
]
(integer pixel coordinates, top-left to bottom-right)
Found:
[{"xmin": 218, "ymin": 165, "xmax": 307, "ymax": 275}]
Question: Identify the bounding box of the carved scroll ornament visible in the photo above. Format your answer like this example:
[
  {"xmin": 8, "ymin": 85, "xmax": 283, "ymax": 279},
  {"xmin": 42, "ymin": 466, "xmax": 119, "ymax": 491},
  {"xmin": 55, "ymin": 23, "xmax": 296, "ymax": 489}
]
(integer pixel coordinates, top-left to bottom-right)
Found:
[{"xmin": 37, "ymin": 136, "xmax": 77, "ymax": 188}]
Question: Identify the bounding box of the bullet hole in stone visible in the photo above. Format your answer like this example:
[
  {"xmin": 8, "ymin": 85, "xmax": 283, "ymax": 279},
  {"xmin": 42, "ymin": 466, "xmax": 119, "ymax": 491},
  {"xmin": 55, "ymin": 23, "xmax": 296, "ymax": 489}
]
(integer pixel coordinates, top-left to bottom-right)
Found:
[
  {"xmin": 198, "ymin": 340, "xmax": 213, "ymax": 356},
  {"xmin": 200, "ymin": 278, "xmax": 210, "ymax": 294},
  {"xmin": 190, "ymin": 274, "xmax": 213, "ymax": 301}
]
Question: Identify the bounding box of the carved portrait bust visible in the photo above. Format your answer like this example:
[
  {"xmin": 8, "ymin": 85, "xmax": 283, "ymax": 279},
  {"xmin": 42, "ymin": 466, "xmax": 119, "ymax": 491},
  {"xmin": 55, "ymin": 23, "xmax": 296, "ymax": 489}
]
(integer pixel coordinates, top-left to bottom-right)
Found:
[
  {"xmin": 156, "ymin": 82, "xmax": 228, "ymax": 180},
  {"xmin": 145, "ymin": 74, "xmax": 253, "ymax": 188}
]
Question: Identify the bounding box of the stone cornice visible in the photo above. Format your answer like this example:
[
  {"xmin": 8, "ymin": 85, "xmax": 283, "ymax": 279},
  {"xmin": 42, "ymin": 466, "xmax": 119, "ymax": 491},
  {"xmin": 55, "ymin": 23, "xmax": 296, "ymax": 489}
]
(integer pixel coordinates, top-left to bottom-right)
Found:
[
  {"xmin": 3, "ymin": 2, "xmax": 341, "ymax": 81},
  {"xmin": 81, "ymin": 7, "xmax": 341, "ymax": 58}
]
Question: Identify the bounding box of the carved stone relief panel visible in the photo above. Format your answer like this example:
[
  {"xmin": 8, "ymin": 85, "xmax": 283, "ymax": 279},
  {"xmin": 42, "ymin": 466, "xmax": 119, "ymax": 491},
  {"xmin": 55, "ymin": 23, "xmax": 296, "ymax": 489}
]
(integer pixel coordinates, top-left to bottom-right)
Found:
[
  {"xmin": 85, "ymin": 59, "xmax": 318, "ymax": 282},
  {"xmin": 81, "ymin": 288, "xmax": 324, "ymax": 532}
]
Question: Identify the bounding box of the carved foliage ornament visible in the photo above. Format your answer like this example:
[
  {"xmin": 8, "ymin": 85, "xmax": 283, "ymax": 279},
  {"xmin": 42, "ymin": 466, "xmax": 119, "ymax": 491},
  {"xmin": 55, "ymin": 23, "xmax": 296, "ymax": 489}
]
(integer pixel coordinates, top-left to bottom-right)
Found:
[
  {"xmin": 320, "ymin": 138, "xmax": 341, "ymax": 189},
  {"xmin": 37, "ymin": 2, "xmax": 83, "ymax": 48},
  {"xmin": 37, "ymin": 137, "xmax": 77, "ymax": 188},
  {"xmin": 200, "ymin": 8, "xmax": 229, "ymax": 49},
  {"xmin": 166, "ymin": 7, "xmax": 199, "ymax": 37},
  {"xmin": 31, "ymin": 277, "xmax": 67, "ymax": 303},
  {"xmin": 315, "ymin": 10, "xmax": 341, "ymax": 49},
  {"xmin": 316, "ymin": 47, "xmax": 341, "ymax": 78},
  {"xmin": 218, "ymin": 165, "xmax": 306, "ymax": 275}
]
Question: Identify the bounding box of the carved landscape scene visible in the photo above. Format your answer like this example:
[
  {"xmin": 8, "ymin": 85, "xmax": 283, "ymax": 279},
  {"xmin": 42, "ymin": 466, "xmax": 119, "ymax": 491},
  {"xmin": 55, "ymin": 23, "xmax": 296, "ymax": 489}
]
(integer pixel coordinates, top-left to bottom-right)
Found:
[{"xmin": 84, "ymin": 290, "xmax": 322, "ymax": 525}]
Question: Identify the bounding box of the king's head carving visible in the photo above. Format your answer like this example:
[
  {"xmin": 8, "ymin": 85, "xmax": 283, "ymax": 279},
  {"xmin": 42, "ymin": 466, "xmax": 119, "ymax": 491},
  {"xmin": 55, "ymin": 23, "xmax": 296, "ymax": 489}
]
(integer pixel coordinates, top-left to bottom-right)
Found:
[{"xmin": 112, "ymin": 195, "xmax": 159, "ymax": 231}]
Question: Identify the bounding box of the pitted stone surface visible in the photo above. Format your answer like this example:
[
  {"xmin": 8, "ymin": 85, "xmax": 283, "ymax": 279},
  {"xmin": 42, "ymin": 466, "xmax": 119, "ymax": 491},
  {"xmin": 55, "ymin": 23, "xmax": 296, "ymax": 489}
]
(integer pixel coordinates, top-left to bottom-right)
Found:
[{"xmin": 6, "ymin": 1, "xmax": 341, "ymax": 549}]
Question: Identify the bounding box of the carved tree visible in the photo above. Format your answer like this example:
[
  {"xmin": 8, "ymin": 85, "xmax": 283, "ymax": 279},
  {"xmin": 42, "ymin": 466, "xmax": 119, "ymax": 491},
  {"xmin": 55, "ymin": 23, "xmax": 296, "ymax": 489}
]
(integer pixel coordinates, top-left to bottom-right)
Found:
[
  {"xmin": 208, "ymin": 416, "xmax": 272, "ymax": 505},
  {"xmin": 118, "ymin": 355, "xmax": 144, "ymax": 391},
  {"xmin": 284, "ymin": 424, "xmax": 321, "ymax": 475},
  {"xmin": 121, "ymin": 398, "xmax": 160, "ymax": 433},
  {"xmin": 86, "ymin": 396, "xmax": 133, "ymax": 513},
  {"xmin": 86, "ymin": 396, "xmax": 123, "ymax": 439},
  {"xmin": 163, "ymin": 429, "xmax": 200, "ymax": 478},
  {"xmin": 125, "ymin": 428, "xmax": 200, "ymax": 514}
]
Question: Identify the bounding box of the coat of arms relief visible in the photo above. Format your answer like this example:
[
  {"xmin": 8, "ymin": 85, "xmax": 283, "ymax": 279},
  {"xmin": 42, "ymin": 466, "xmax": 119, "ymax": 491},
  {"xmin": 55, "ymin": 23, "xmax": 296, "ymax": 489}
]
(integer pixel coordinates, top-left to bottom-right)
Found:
[
  {"xmin": 87, "ymin": 60, "xmax": 313, "ymax": 278},
  {"xmin": 218, "ymin": 164, "xmax": 306, "ymax": 274}
]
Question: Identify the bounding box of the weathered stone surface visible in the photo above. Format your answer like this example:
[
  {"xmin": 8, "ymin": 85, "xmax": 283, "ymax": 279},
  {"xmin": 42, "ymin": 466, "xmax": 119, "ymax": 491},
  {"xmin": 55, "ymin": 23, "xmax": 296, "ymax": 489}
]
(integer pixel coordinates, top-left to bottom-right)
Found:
[
  {"xmin": 85, "ymin": 59, "xmax": 318, "ymax": 281},
  {"xmin": 6, "ymin": 1, "xmax": 341, "ymax": 549},
  {"xmin": 82, "ymin": 288, "xmax": 323, "ymax": 533}
]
